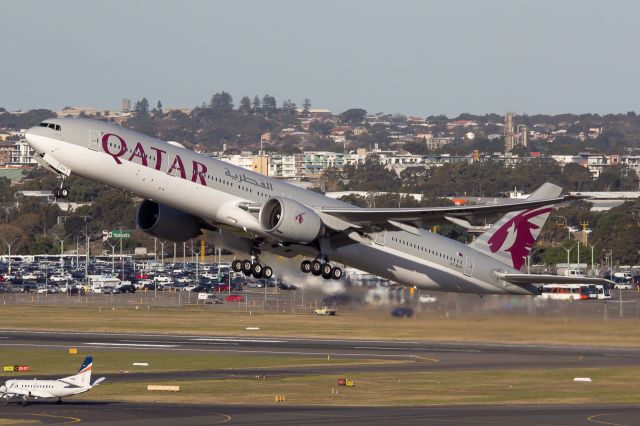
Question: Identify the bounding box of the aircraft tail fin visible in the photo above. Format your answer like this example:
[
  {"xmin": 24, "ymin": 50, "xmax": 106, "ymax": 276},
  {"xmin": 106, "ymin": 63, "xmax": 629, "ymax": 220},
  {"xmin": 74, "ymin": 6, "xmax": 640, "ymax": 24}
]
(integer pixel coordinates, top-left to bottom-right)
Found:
[
  {"xmin": 469, "ymin": 183, "xmax": 562, "ymax": 270},
  {"xmin": 75, "ymin": 356, "xmax": 93, "ymax": 386}
]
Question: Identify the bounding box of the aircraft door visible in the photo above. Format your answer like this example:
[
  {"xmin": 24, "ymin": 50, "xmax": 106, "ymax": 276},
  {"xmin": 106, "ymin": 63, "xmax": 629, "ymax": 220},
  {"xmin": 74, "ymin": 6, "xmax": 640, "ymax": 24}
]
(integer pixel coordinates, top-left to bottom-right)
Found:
[
  {"xmin": 463, "ymin": 256, "xmax": 474, "ymax": 276},
  {"xmin": 374, "ymin": 231, "xmax": 386, "ymax": 246},
  {"xmin": 88, "ymin": 130, "xmax": 101, "ymax": 151}
]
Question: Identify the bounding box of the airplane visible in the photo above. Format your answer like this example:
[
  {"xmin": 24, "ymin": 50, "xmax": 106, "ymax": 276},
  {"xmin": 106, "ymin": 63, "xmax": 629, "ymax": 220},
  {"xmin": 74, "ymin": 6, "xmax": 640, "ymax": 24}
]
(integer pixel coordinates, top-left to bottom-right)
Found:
[
  {"xmin": 25, "ymin": 118, "xmax": 612, "ymax": 296},
  {"xmin": 0, "ymin": 356, "xmax": 105, "ymax": 405}
]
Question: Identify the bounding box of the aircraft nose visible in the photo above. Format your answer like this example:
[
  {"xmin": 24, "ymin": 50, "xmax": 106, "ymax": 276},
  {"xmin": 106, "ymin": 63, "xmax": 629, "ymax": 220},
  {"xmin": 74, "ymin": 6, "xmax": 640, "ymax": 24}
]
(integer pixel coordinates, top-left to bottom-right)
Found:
[{"xmin": 24, "ymin": 125, "xmax": 45, "ymax": 152}]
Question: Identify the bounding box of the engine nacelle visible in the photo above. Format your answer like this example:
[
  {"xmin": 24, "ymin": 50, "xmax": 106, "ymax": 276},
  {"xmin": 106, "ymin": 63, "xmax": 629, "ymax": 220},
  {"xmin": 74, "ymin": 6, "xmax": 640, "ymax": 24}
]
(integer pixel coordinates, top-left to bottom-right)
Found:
[
  {"xmin": 258, "ymin": 197, "xmax": 323, "ymax": 243},
  {"xmin": 136, "ymin": 200, "xmax": 201, "ymax": 242}
]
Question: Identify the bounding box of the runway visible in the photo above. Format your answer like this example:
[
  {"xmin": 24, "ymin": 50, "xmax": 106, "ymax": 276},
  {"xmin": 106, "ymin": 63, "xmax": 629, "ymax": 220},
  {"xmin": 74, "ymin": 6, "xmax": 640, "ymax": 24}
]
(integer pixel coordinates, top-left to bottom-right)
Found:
[
  {"xmin": 1, "ymin": 330, "xmax": 639, "ymax": 425},
  {"xmin": 0, "ymin": 401, "xmax": 638, "ymax": 425},
  {"xmin": 1, "ymin": 330, "xmax": 640, "ymax": 378}
]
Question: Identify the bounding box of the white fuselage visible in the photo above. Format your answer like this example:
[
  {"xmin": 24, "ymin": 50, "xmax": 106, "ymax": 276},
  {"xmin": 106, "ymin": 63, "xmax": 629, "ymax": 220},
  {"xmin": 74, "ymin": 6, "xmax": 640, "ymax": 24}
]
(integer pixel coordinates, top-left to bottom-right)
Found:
[
  {"xmin": 26, "ymin": 118, "xmax": 533, "ymax": 295},
  {"xmin": 2, "ymin": 378, "xmax": 89, "ymax": 399}
]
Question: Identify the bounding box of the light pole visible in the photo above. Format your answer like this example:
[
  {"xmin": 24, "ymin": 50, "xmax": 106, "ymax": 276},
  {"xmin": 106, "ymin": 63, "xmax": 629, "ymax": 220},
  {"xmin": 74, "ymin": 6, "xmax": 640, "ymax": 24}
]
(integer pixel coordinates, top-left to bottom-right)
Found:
[
  {"xmin": 560, "ymin": 242, "xmax": 576, "ymax": 270},
  {"xmin": 526, "ymin": 247, "xmax": 540, "ymax": 274},
  {"xmin": 1, "ymin": 237, "xmax": 20, "ymax": 276},
  {"xmin": 159, "ymin": 240, "xmax": 167, "ymax": 266},
  {"xmin": 588, "ymin": 239, "xmax": 600, "ymax": 277},
  {"xmin": 53, "ymin": 234, "xmax": 70, "ymax": 257},
  {"xmin": 104, "ymin": 239, "xmax": 117, "ymax": 275}
]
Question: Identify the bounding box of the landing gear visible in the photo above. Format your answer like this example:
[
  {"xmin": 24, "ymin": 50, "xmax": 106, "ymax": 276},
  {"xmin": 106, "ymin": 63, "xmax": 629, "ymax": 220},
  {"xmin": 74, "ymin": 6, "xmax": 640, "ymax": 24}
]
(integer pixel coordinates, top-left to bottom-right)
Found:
[
  {"xmin": 232, "ymin": 257, "xmax": 274, "ymax": 279},
  {"xmin": 54, "ymin": 176, "xmax": 69, "ymax": 199},
  {"xmin": 54, "ymin": 187, "xmax": 69, "ymax": 199},
  {"xmin": 301, "ymin": 259, "xmax": 342, "ymax": 280},
  {"xmin": 57, "ymin": 398, "xmax": 62, "ymax": 405}
]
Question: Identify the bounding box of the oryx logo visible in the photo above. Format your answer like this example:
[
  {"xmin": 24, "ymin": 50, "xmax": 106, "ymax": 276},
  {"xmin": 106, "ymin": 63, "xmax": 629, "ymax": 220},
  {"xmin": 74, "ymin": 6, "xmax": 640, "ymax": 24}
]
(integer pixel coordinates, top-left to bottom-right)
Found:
[
  {"xmin": 487, "ymin": 207, "xmax": 552, "ymax": 270},
  {"xmin": 295, "ymin": 213, "xmax": 305, "ymax": 224}
]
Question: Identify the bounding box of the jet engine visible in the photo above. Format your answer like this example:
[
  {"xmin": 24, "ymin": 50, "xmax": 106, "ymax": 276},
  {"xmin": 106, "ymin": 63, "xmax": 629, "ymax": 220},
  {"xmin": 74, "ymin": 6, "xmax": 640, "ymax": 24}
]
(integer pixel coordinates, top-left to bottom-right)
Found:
[
  {"xmin": 259, "ymin": 197, "xmax": 323, "ymax": 243},
  {"xmin": 136, "ymin": 200, "xmax": 202, "ymax": 242}
]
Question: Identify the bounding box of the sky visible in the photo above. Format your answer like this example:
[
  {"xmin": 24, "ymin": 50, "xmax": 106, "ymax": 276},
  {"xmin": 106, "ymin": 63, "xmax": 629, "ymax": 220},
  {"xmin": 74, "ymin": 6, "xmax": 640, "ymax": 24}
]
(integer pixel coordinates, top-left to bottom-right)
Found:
[{"xmin": 2, "ymin": 0, "xmax": 639, "ymax": 116}]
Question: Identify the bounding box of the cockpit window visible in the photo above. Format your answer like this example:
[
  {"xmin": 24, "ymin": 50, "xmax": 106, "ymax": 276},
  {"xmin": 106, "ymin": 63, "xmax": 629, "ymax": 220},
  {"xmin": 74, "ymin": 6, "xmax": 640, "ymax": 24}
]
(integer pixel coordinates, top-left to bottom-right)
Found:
[{"xmin": 39, "ymin": 122, "xmax": 61, "ymax": 131}]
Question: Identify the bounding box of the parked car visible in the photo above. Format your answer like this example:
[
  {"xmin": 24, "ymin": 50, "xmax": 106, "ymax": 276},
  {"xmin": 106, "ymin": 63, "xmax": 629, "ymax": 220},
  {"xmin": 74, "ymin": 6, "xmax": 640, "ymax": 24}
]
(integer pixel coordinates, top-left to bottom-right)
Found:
[
  {"xmin": 117, "ymin": 284, "xmax": 136, "ymax": 293},
  {"xmin": 225, "ymin": 294, "xmax": 245, "ymax": 302},
  {"xmin": 418, "ymin": 294, "xmax": 438, "ymax": 303},
  {"xmin": 313, "ymin": 307, "xmax": 337, "ymax": 316},
  {"xmin": 391, "ymin": 307, "xmax": 414, "ymax": 318}
]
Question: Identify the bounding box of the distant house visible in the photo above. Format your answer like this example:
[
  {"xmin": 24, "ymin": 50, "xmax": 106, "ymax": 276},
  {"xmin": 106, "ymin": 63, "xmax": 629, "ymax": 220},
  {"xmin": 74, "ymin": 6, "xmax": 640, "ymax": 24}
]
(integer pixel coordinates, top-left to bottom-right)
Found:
[{"xmin": 447, "ymin": 120, "xmax": 478, "ymax": 129}]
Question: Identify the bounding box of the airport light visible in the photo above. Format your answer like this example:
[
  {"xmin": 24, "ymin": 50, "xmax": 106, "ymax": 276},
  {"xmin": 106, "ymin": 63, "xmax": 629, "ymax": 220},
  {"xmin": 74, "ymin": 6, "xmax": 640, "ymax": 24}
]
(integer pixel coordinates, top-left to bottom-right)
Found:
[
  {"xmin": 588, "ymin": 239, "xmax": 600, "ymax": 277},
  {"xmin": 103, "ymin": 238, "xmax": 118, "ymax": 275},
  {"xmin": 1, "ymin": 237, "xmax": 20, "ymax": 276},
  {"xmin": 53, "ymin": 234, "xmax": 70, "ymax": 256},
  {"xmin": 560, "ymin": 242, "xmax": 576, "ymax": 269},
  {"xmin": 526, "ymin": 247, "xmax": 540, "ymax": 274}
]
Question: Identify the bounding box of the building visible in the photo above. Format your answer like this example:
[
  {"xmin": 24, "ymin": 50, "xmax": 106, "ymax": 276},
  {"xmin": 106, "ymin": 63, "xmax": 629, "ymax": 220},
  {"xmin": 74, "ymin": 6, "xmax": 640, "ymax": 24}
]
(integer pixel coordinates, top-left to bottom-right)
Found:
[
  {"xmin": 0, "ymin": 142, "xmax": 13, "ymax": 164},
  {"xmin": 11, "ymin": 139, "xmax": 36, "ymax": 165},
  {"xmin": 504, "ymin": 112, "xmax": 515, "ymax": 151}
]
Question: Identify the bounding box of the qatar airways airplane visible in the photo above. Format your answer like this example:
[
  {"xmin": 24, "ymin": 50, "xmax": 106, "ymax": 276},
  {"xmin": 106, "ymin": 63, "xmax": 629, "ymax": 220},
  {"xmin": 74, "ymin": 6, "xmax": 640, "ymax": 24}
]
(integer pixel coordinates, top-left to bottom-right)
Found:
[{"xmin": 25, "ymin": 118, "xmax": 609, "ymax": 295}]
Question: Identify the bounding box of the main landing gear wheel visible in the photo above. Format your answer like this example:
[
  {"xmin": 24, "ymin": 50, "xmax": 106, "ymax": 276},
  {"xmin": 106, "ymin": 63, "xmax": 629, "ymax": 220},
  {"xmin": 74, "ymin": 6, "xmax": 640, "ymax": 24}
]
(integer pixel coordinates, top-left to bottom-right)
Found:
[
  {"xmin": 310, "ymin": 260, "xmax": 323, "ymax": 276},
  {"xmin": 301, "ymin": 259, "xmax": 343, "ymax": 280},
  {"xmin": 237, "ymin": 258, "xmax": 274, "ymax": 279},
  {"xmin": 262, "ymin": 266, "xmax": 273, "ymax": 279},
  {"xmin": 330, "ymin": 266, "xmax": 343, "ymax": 280},
  {"xmin": 321, "ymin": 263, "xmax": 333, "ymax": 279},
  {"xmin": 251, "ymin": 263, "xmax": 263, "ymax": 279},
  {"xmin": 241, "ymin": 259, "xmax": 253, "ymax": 275}
]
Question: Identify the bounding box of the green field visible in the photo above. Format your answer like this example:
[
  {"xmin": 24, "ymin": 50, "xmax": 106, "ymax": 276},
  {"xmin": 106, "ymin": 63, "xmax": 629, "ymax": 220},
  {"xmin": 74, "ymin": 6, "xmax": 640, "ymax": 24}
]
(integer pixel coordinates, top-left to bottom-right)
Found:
[
  {"xmin": 0, "ymin": 305, "xmax": 638, "ymax": 347},
  {"xmin": 76, "ymin": 367, "xmax": 640, "ymax": 406}
]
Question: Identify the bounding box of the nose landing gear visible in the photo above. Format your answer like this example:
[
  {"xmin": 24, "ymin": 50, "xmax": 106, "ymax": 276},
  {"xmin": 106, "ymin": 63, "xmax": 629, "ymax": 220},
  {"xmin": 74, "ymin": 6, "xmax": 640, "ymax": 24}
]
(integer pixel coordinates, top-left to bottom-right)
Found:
[{"xmin": 54, "ymin": 177, "xmax": 69, "ymax": 199}]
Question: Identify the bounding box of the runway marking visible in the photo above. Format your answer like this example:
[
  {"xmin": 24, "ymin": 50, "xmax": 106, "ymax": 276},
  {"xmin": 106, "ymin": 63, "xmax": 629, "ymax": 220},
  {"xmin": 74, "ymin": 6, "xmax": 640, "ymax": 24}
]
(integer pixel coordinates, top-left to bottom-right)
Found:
[
  {"xmin": 31, "ymin": 412, "xmax": 81, "ymax": 424},
  {"xmin": 85, "ymin": 343, "xmax": 178, "ymax": 348},
  {"xmin": 409, "ymin": 355, "xmax": 439, "ymax": 363},
  {"xmin": 211, "ymin": 413, "xmax": 232, "ymax": 424},
  {"xmin": 190, "ymin": 338, "xmax": 286, "ymax": 343},
  {"xmin": 587, "ymin": 413, "xmax": 630, "ymax": 426}
]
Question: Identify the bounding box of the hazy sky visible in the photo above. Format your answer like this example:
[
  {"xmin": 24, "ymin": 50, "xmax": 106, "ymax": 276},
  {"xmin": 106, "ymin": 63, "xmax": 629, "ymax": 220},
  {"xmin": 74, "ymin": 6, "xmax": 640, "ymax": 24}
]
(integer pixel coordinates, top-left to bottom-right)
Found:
[{"xmin": 2, "ymin": 0, "xmax": 639, "ymax": 116}]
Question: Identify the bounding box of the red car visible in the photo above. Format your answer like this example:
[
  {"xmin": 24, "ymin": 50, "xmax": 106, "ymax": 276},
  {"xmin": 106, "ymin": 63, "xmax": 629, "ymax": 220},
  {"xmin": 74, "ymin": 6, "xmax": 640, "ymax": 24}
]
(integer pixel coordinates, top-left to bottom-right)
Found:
[{"xmin": 225, "ymin": 294, "xmax": 244, "ymax": 302}]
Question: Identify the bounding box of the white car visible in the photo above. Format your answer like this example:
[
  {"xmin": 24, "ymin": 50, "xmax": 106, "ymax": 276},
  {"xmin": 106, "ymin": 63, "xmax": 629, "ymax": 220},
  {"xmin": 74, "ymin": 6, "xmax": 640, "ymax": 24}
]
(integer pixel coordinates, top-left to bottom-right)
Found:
[
  {"xmin": 419, "ymin": 294, "xmax": 438, "ymax": 303},
  {"xmin": 614, "ymin": 283, "xmax": 633, "ymax": 290}
]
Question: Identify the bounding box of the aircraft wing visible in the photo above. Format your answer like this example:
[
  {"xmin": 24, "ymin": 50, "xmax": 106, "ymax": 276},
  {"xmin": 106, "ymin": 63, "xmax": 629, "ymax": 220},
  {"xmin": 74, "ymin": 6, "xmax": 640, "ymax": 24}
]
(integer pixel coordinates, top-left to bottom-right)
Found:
[
  {"xmin": 495, "ymin": 272, "xmax": 614, "ymax": 286},
  {"xmin": 320, "ymin": 193, "xmax": 576, "ymax": 228}
]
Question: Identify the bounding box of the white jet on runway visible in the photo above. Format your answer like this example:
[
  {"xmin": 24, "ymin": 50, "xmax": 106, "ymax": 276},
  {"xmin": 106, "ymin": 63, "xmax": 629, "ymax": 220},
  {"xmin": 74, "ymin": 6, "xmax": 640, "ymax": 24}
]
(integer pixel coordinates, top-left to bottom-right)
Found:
[
  {"xmin": 25, "ymin": 118, "xmax": 612, "ymax": 295},
  {"xmin": 0, "ymin": 356, "xmax": 105, "ymax": 405}
]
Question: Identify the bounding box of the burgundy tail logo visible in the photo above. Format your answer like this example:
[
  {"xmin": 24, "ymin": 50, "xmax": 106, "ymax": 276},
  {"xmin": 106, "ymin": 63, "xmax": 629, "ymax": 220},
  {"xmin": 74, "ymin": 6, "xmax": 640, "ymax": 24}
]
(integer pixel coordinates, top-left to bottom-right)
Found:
[
  {"xmin": 487, "ymin": 207, "xmax": 552, "ymax": 270},
  {"xmin": 295, "ymin": 213, "xmax": 305, "ymax": 224}
]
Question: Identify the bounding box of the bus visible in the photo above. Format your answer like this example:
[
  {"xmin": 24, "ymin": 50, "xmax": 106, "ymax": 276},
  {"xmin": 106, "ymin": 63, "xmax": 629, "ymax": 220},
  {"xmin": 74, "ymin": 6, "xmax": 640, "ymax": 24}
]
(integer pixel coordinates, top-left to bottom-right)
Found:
[
  {"xmin": 595, "ymin": 284, "xmax": 612, "ymax": 300},
  {"xmin": 539, "ymin": 284, "xmax": 590, "ymax": 301}
]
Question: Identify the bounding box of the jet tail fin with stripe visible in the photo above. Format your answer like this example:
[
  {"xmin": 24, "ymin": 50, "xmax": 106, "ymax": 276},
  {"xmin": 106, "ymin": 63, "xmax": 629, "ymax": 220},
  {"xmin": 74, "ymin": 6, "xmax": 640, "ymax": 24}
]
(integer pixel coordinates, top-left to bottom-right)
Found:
[{"xmin": 469, "ymin": 183, "xmax": 562, "ymax": 270}]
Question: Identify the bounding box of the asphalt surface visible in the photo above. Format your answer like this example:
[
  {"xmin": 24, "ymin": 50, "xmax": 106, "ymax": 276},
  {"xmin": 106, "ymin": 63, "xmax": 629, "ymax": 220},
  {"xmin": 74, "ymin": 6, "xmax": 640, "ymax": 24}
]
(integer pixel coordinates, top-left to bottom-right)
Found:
[
  {"xmin": 2, "ymin": 330, "xmax": 640, "ymax": 378},
  {"xmin": 0, "ymin": 401, "xmax": 638, "ymax": 425},
  {"xmin": 1, "ymin": 330, "xmax": 640, "ymax": 425}
]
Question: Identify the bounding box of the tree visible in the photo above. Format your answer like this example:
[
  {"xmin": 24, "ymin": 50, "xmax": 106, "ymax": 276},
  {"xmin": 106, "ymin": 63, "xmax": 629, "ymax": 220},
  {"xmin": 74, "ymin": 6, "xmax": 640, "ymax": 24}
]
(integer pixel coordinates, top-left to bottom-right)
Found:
[
  {"xmin": 133, "ymin": 98, "xmax": 149, "ymax": 117},
  {"xmin": 303, "ymin": 98, "xmax": 312, "ymax": 114},
  {"xmin": 339, "ymin": 108, "xmax": 367, "ymax": 125},
  {"xmin": 238, "ymin": 96, "xmax": 252, "ymax": 114},
  {"xmin": 262, "ymin": 95, "xmax": 277, "ymax": 115},
  {"xmin": 209, "ymin": 91, "xmax": 234, "ymax": 112},
  {"xmin": 252, "ymin": 95, "xmax": 261, "ymax": 112}
]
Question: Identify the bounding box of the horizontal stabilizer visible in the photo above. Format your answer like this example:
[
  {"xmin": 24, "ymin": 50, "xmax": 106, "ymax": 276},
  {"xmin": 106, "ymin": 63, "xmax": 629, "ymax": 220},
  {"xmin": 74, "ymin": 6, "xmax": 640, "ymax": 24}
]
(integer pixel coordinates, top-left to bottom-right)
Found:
[
  {"xmin": 495, "ymin": 272, "xmax": 614, "ymax": 286},
  {"xmin": 92, "ymin": 377, "xmax": 106, "ymax": 387}
]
